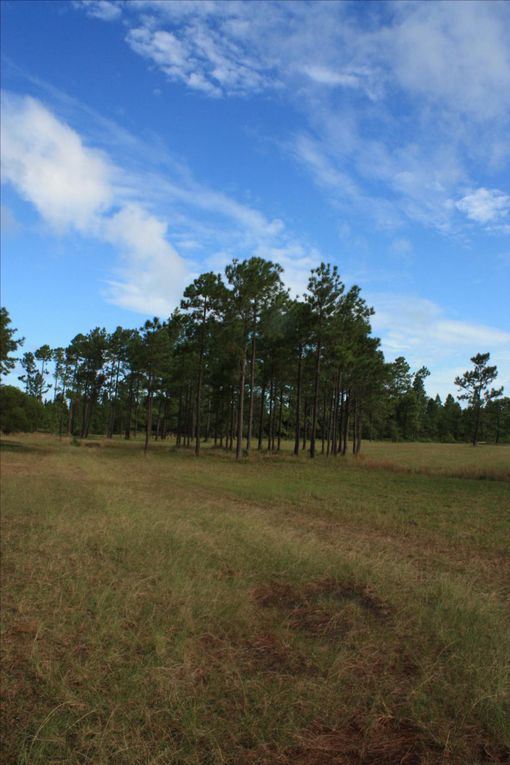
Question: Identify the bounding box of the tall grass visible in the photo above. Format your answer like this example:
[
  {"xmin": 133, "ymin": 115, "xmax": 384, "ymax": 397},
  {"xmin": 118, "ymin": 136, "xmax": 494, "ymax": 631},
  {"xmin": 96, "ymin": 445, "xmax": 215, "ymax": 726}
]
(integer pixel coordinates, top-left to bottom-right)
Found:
[{"xmin": 1, "ymin": 435, "xmax": 509, "ymax": 764}]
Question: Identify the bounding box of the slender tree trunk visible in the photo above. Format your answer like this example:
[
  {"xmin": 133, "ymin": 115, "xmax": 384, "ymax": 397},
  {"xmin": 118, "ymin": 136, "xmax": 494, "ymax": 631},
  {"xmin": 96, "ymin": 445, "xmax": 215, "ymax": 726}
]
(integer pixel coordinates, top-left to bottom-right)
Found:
[
  {"xmin": 267, "ymin": 376, "xmax": 274, "ymax": 451},
  {"xmin": 236, "ymin": 341, "xmax": 247, "ymax": 460},
  {"xmin": 257, "ymin": 384, "xmax": 266, "ymax": 450},
  {"xmin": 205, "ymin": 397, "xmax": 211, "ymax": 442},
  {"xmin": 176, "ymin": 387, "xmax": 183, "ymax": 447},
  {"xmin": 277, "ymin": 388, "xmax": 283, "ymax": 451},
  {"xmin": 327, "ymin": 388, "xmax": 334, "ymax": 456},
  {"xmin": 133, "ymin": 378, "xmax": 140, "ymax": 438},
  {"xmin": 144, "ymin": 377, "xmax": 153, "ymax": 455},
  {"xmin": 342, "ymin": 393, "xmax": 350, "ymax": 456},
  {"xmin": 302, "ymin": 397, "xmax": 308, "ymax": 451},
  {"xmin": 155, "ymin": 396, "xmax": 164, "ymax": 440},
  {"xmin": 194, "ymin": 362, "xmax": 202, "ymax": 453},
  {"xmin": 67, "ymin": 397, "xmax": 75, "ymax": 437},
  {"xmin": 271, "ymin": 384, "xmax": 277, "ymax": 452},
  {"xmin": 246, "ymin": 333, "xmax": 257, "ymax": 454},
  {"xmin": 58, "ymin": 399, "xmax": 66, "ymax": 440},
  {"xmin": 337, "ymin": 389, "xmax": 344, "ymax": 455},
  {"xmin": 107, "ymin": 360, "xmax": 121, "ymax": 438},
  {"xmin": 472, "ymin": 403, "xmax": 481, "ymax": 446},
  {"xmin": 332, "ymin": 372, "xmax": 341, "ymax": 456},
  {"xmin": 186, "ymin": 383, "xmax": 193, "ymax": 448},
  {"xmin": 321, "ymin": 391, "xmax": 327, "ymax": 454},
  {"xmin": 195, "ymin": 312, "xmax": 206, "ymax": 456},
  {"xmin": 229, "ymin": 390, "xmax": 235, "ymax": 451},
  {"xmin": 294, "ymin": 353, "xmax": 302, "ymax": 456},
  {"xmin": 310, "ymin": 339, "xmax": 321, "ymax": 458},
  {"xmin": 190, "ymin": 401, "xmax": 196, "ymax": 449}
]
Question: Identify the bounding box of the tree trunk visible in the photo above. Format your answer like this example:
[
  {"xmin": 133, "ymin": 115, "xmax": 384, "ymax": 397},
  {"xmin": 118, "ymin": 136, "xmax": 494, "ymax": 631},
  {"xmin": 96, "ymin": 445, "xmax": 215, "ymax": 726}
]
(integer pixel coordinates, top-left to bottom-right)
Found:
[
  {"xmin": 342, "ymin": 394, "xmax": 350, "ymax": 455},
  {"xmin": 195, "ymin": 312, "xmax": 206, "ymax": 456},
  {"xmin": 176, "ymin": 387, "xmax": 183, "ymax": 447},
  {"xmin": 310, "ymin": 340, "xmax": 321, "ymax": 458},
  {"xmin": 205, "ymin": 397, "xmax": 211, "ymax": 442},
  {"xmin": 236, "ymin": 344, "xmax": 247, "ymax": 460},
  {"xmin": 302, "ymin": 397, "xmax": 308, "ymax": 451},
  {"xmin": 277, "ymin": 387, "xmax": 283, "ymax": 451},
  {"xmin": 321, "ymin": 391, "xmax": 327, "ymax": 454},
  {"xmin": 228, "ymin": 389, "xmax": 235, "ymax": 451},
  {"xmin": 144, "ymin": 378, "xmax": 153, "ymax": 455},
  {"xmin": 133, "ymin": 378, "xmax": 140, "ymax": 439},
  {"xmin": 246, "ymin": 333, "xmax": 257, "ymax": 454},
  {"xmin": 472, "ymin": 403, "xmax": 481, "ymax": 446},
  {"xmin": 258, "ymin": 384, "xmax": 266, "ymax": 450},
  {"xmin": 294, "ymin": 353, "xmax": 302, "ymax": 456},
  {"xmin": 267, "ymin": 376, "xmax": 274, "ymax": 451}
]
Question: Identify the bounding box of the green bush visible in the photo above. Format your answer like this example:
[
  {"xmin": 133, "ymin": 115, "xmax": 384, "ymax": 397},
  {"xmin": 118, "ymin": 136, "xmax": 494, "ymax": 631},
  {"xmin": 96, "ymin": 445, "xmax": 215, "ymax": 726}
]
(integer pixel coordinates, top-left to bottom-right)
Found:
[{"xmin": 0, "ymin": 385, "xmax": 45, "ymax": 433}]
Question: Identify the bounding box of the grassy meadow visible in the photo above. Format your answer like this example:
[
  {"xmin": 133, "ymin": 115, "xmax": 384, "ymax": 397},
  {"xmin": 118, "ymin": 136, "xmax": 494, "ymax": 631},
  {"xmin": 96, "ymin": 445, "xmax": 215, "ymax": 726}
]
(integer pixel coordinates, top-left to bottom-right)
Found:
[{"xmin": 1, "ymin": 435, "xmax": 509, "ymax": 764}]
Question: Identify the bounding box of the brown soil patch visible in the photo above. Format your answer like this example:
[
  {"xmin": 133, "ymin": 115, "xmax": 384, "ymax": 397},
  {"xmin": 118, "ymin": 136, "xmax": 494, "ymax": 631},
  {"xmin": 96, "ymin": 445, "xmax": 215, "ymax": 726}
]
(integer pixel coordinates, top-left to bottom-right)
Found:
[
  {"xmin": 289, "ymin": 717, "xmax": 426, "ymax": 764},
  {"xmin": 252, "ymin": 578, "xmax": 391, "ymax": 638},
  {"xmin": 241, "ymin": 632, "xmax": 319, "ymax": 675},
  {"xmin": 198, "ymin": 631, "xmax": 319, "ymax": 677},
  {"xmin": 240, "ymin": 716, "xmax": 441, "ymax": 765},
  {"xmin": 240, "ymin": 715, "xmax": 510, "ymax": 765}
]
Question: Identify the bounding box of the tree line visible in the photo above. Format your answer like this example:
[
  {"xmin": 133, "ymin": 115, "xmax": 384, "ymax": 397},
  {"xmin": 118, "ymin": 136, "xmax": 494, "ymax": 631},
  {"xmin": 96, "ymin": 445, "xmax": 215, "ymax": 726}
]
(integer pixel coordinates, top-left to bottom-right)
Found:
[{"xmin": 1, "ymin": 260, "xmax": 507, "ymax": 451}]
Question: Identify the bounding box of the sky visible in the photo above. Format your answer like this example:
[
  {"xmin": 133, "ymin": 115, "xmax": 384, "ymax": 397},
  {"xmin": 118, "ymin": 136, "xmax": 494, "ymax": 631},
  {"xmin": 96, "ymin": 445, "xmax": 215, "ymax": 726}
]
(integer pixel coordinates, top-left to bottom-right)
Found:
[{"xmin": 1, "ymin": 0, "xmax": 509, "ymax": 399}]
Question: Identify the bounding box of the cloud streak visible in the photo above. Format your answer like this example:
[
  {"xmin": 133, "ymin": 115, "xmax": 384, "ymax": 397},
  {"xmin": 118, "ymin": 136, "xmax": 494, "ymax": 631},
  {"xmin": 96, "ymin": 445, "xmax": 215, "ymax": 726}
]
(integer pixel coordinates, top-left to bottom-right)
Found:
[{"xmin": 74, "ymin": 0, "xmax": 510, "ymax": 238}]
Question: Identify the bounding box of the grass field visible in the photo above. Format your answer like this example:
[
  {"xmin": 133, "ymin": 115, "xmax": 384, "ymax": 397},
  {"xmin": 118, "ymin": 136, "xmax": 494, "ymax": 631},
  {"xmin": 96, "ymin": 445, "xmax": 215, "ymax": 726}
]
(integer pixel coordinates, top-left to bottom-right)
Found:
[{"xmin": 1, "ymin": 435, "xmax": 509, "ymax": 764}]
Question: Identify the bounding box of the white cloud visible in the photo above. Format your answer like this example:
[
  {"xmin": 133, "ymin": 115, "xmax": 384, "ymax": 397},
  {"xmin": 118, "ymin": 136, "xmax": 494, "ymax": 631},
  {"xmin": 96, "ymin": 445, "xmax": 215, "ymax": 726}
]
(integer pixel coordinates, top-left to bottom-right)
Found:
[
  {"xmin": 72, "ymin": 0, "xmax": 510, "ymax": 236},
  {"xmin": 74, "ymin": 1, "xmax": 122, "ymax": 22},
  {"xmin": 371, "ymin": 293, "xmax": 510, "ymax": 398},
  {"xmin": 454, "ymin": 188, "xmax": 510, "ymax": 226},
  {"xmin": 125, "ymin": 13, "xmax": 272, "ymax": 97},
  {"xmin": 103, "ymin": 205, "xmax": 190, "ymax": 314},
  {"xmin": 301, "ymin": 65, "xmax": 361, "ymax": 89},
  {"xmin": 1, "ymin": 91, "xmax": 321, "ymax": 316},
  {"xmin": 0, "ymin": 93, "xmax": 190, "ymax": 315},
  {"xmin": 1, "ymin": 94, "xmax": 113, "ymax": 232},
  {"xmin": 386, "ymin": 1, "xmax": 510, "ymax": 120}
]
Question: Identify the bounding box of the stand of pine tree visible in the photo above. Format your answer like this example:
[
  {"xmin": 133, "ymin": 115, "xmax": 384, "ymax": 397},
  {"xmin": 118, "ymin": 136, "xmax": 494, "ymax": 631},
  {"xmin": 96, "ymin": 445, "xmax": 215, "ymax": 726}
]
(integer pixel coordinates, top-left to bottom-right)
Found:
[{"xmin": 1, "ymin": 261, "xmax": 508, "ymax": 448}]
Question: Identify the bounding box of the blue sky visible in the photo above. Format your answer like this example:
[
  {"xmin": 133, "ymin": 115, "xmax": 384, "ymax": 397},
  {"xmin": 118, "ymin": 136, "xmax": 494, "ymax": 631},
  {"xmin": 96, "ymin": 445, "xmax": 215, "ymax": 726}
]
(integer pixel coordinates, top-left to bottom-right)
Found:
[{"xmin": 1, "ymin": 0, "xmax": 509, "ymax": 398}]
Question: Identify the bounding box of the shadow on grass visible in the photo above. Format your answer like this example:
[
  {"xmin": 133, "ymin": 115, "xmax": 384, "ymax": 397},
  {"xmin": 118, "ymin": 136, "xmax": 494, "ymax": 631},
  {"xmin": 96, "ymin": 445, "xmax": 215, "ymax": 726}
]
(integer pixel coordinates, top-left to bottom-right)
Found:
[{"xmin": 0, "ymin": 439, "xmax": 40, "ymax": 454}]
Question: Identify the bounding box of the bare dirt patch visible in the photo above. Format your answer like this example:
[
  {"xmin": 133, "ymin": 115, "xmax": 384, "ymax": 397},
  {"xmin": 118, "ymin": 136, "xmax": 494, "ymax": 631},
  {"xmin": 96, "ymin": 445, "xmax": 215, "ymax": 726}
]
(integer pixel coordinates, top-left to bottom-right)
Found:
[
  {"xmin": 198, "ymin": 630, "xmax": 318, "ymax": 677},
  {"xmin": 252, "ymin": 578, "xmax": 391, "ymax": 638}
]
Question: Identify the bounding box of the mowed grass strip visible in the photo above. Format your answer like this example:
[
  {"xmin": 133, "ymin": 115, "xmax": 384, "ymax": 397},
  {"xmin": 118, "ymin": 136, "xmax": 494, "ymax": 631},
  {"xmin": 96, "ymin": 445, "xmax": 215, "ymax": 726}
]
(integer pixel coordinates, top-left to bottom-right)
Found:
[{"xmin": 1, "ymin": 436, "xmax": 509, "ymax": 764}]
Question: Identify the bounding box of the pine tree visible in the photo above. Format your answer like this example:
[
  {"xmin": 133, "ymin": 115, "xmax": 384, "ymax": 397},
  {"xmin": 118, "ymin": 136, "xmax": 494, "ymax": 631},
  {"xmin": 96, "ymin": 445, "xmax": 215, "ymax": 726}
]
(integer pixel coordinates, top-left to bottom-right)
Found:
[
  {"xmin": 455, "ymin": 353, "xmax": 503, "ymax": 446},
  {"xmin": 0, "ymin": 307, "xmax": 23, "ymax": 376}
]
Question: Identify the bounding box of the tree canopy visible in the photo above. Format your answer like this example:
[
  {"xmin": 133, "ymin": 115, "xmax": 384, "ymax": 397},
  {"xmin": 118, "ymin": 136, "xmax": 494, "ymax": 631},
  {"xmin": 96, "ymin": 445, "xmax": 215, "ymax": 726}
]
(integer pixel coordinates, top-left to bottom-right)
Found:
[{"xmin": 1, "ymin": 260, "xmax": 508, "ymax": 448}]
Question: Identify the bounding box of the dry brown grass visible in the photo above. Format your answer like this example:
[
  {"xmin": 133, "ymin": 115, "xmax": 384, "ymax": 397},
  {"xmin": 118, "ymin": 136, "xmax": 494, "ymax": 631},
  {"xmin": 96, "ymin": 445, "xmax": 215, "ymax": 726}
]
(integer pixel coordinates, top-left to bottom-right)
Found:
[{"xmin": 1, "ymin": 435, "xmax": 509, "ymax": 764}]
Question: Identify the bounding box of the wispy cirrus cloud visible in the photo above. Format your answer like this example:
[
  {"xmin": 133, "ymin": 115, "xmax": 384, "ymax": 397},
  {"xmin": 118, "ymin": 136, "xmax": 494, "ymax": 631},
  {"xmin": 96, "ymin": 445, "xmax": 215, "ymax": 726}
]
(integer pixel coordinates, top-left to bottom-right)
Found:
[{"xmin": 73, "ymin": 0, "xmax": 510, "ymax": 238}]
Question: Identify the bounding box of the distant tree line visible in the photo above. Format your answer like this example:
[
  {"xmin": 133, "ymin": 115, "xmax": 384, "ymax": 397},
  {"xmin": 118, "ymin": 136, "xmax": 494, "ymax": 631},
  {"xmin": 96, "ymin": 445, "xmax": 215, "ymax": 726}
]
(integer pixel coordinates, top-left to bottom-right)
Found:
[{"xmin": 1, "ymin": 260, "xmax": 507, "ymax": 450}]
